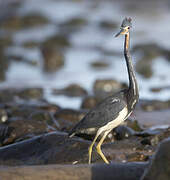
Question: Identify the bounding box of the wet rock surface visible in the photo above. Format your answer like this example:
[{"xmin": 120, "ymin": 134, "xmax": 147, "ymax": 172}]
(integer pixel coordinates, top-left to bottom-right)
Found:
[
  {"xmin": 93, "ymin": 79, "xmax": 127, "ymax": 98},
  {"xmin": 142, "ymin": 137, "xmax": 170, "ymax": 180},
  {"xmin": 0, "ymin": 162, "xmax": 148, "ymax": 180},
  {"xmin": 0, "ymin": 13, "xmax": 49, "ymax": 31},
  {"xmin": 90, "ymin": 60, "xmax": 110, "ymax": 69},
  {"xmin": 60, "ymin": 17, "xmax": 88, "ymax": 33},
  {"xmin": 0, "ymin": 86, "xmax": 169, "ymax": 168},
  {"xmin": 54, "ymin": 108, "xmax": 87, "ymax": 132},
  {"xmin": 137, "ymin": 99, "xmax": 170, "ymax": 111},
  {"xmin": 0, "ymin": 87, "xmax": 168, "ymax": 167},
  {"xmin": 41, "ymin": 46, "xmax": 65, "ymax": 72},
  {"xmin": 99, "ymin": 20, "xmax": 118, "ymax": 30},
  {"xmin": 135, "ymin": 57, "xmax": 153, "ymax": 78},
  {"xmin": 0, "ymin": 132, "xmax": 98, "ymax": 165},
  {"xmin": 0, "ymin": 47, "xmax": 9, "ymax": 81},
  {"xmin": 42, "ymin": 33, "xmax": 70, "ymax": 48},
  {"xmin": 0, "ymin": 88, "xmax": 43, "ymax": 103},
  {"xmin": 133, "ymin": 43, "xmax": 164, "ymax": 78},
  {"xmin": 53, "ymin": 84, "xmax": 87, "ymax": 97},
  {"xmin": 81, "ymin": 96, "xmax": 101, "ymax": 110},
  {"xmin": 0, "ymin": 130, "xmax": 153, "ymax": 165}
]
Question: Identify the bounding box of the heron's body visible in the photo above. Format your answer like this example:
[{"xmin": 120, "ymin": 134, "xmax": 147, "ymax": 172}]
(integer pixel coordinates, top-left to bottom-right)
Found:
[
  {"xmin": 69, "ymin": 18, "xmax": 139, "ymax": 164},
  {"xmin": 70, "ymin": 90, "xmax": 129, "ymax": 136}
]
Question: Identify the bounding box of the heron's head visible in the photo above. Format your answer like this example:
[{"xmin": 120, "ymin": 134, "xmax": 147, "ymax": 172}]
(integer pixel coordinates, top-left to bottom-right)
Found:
[{"xmin": 115, "ymin": 17, "xmax": 132, "ymax": 37}]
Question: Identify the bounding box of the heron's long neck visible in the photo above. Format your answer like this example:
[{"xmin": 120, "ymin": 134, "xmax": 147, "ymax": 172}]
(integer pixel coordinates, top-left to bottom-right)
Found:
[{"xmin": 124, "ymin": 33, "xmax": 139, "ymax": 100}]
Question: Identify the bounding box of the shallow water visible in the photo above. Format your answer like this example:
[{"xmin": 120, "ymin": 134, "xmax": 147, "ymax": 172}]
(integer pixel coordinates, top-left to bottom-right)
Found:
[{"xmin": 1, "ymin": 0, "xmax": 170, "ymax": 109}]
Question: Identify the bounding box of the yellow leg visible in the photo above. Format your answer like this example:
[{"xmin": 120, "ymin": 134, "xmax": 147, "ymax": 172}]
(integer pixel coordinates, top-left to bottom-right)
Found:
[
  {"xmin": 88, "ymin": 133, "xmax": 100, "ymax": 164},
  {"xmin": 96, "ymin": 131, "xmax": 109, "ymax": 164}
]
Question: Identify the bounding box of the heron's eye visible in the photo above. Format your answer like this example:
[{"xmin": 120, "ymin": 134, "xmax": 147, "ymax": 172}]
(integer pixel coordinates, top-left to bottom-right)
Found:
[{"xmin": 127, "ymin": 27, "xmax": 130, "ymax": 29}]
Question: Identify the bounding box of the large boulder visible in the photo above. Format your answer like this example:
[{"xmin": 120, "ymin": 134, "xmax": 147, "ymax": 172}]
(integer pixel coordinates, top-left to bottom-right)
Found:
[
  {"xmin": 142, "ymin": 137, "xmax": 170, "ymax": 180},
  {"xmin": 0, "ymin": 162, "xmax": 148, "ymax": 180}
]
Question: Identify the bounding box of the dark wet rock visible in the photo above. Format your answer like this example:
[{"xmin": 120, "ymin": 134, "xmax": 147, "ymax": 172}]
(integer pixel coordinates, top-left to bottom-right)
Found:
[
  {"xmin": 90, "ymin": 60, "xmax": 110, "ymax": 69},
  {"xmin": 0, "ymin": 89, "xmax": 15, "ymax": 103},
  {"xmin": 0, "ymin": 35, "xmax": 13, "ymax": 48},
  {"xmin": 0, "ymin": 13, "xmax": 49, "ymax": 30},
  {"xmin": 28, "ymin": 111, "xmax": 55, "ymax": 127},
  {"xmin": 140, "ymin": 138, "xmax": 152, "ymax": 146},
  {"xmin": 135, "ymin": 57, "xmax": 153, "ymax": 78},
  {"xmin": 100, "ymin": 46, "xmax": 121, "ymax": 56},
  {"xmin": 21, "ymin": 13, "xmax": 49, "ymax": 27},
  {"xmin": 72, "ymin": 130, "xmax": 155, "ymax": 163},
  {"xmin": 9, "ymin": 54, "xmax": 38, "ymax": 66},
  {"xmin": 125, "ymin": 119, "xmax": 144, "ymax": 132},
  {"xmin": 136, "ymin": 127, "xmax": 170, "ymax": 148},
  {"xmin": 133, "ymin": 43, "xmax": 163, "ymax": 59},
  {"xmin": 133, "ymin": 43, "xmax": 165, "ymax": 78},
  {"xmin": 0, "ymin": 16, "xmax": 21, "ymax": 30},
  {"xmin": 41, "ymin": 46, "xmax": 65, "ymax": 72},
  {"xmin": 0, "ymin": 48, "xmax": 9, "ymax": 81},
  {"xmin": 150, "ymin": 85, "xmax": 170, "ymax": 93},
  {"xmin": 102, "ymin": 123, "xmax": 139, "ymax": 144},
  {"xmin": 102, "ymin": 137, "xmax": 153, "ymax": 163},
  {"xmin": 150, "ymin": 87, "xmax": 161, "ymax": 93},
  {"xmin": 22, "ymin": 41, "xmax": 40, "ymax": 48},
  {"xmin": 35, "ymin": 103, "xmax": 61, "ymax": 114},
  {"xmin": 93, "ymin": 79, "xmax": 127, "ymax": 98},
  {"xmin": 149, "ymin": 128, "xmax": 170, "ymax": 146},
  {"xmin": 2, "ymin": 116, "xmax": 49, "ymax": 145},
  {"xmin": 81, "ymin": 96, "xmax": 101, "ymax": 109},
  {"xmin": 0, "ymin": 102, "xmax": 62, "ymax": 145},
  {"xmin": 137, "ymin": 128, "xmax": 164, "ymax": 138},
  {"xmin": 99, "ymin": 20, "xmax": 117, "ymax": 30},
  {"xmin": 164, "ymin": 49, "xmax": 170, "ymax": 61},
  {"xmin": 126, "ymin": 152, "xmax": 149, "ymax": 162},
  {"xmin": 60, "ymin": 17, "xmax": 87, "ymax": 33},
  {"xmin": 18, "ymin": 88, "xmax": 43, "ymax": 100},
  {"xmin": 138, "ymin": 99, "xmax": 170, "ymax": 111},
  {"xmin": 0, "ymin": 130, "xmax": 154, "ymax": 166},
  {"xmin": 55, "ymin": 118, "xmax": 73, "ymax": 132},
  {"xmin": 42, "ymin": 33, "xmax": 70, "ymax": 48},
  {"xmin": 53, "ymin": 84, "xmax": 87, "ymax": 97},
  {"xmin": 142, "ymin": 137, "xmax": 170, "ymax": 180},
  {"xmin": 113, "ymin": 125, "xmax": 135, "ymax": 140},
  {"xmin": 7, "ymin": 102, "xmax": 60, "ymax": 117},
  {"xmin": 55, "ymin": 109, "xmax": 86, "ymax": 124},
  {"xmin": 0, "ymin": 132, "xmax": 99, "ymax": 165},
  {"xmin": 0, "ymin": 124, "xmax": 9, "ymax": 146},
  {"xmin": 0, "ymin": 88, "xmax": 43, "ymax": 102},
  {"xmin": 0, "ymin": 109, "xmax": 8, "ymax": 123},
  {"xmin": 0, "ymin": 162, "xmax": 148, "ymax": 180},
  {"xmin": 8, "ymin": 54, "xmax": 23, "ymax": 62},
  {"xmin": 54, "ymin": 108, "xmax": 87, "ymax": 133},
  {"xmin": 101, "ymin": 128, "xmax": 126, "ymax": 144},
  {"xmin": 8, "ymin": 105, "xmax": 38, "ymax": 119},
  {"xmin": 61, "ymin": 17, "xmax": 87, "ymax": 27}
]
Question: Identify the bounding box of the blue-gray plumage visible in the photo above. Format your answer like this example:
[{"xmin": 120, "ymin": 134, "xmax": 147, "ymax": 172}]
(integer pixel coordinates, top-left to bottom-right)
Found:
[
  {"xmin": 69, "ymin": 17, "xmax": 139, "ymax": 164},
  {"xmin": 69, "ymin": 90, "xmax": 127, "ymax": 135}
]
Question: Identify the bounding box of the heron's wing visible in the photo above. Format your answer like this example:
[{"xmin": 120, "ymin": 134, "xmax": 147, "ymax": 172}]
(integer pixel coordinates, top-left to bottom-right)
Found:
[{"xmin": 69, "ymin": 96, "xmax": 127, "ymax": 135}]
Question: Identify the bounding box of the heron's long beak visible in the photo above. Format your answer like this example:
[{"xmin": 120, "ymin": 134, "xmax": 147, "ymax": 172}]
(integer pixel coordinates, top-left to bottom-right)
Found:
[{"xmin": 115, "ymin": 28, "xmax": 125, "ymax": 37}]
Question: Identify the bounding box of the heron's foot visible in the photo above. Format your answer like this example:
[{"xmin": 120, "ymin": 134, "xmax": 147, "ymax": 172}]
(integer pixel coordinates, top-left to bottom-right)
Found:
[{"xmin": 96, "ymin": 145, "xmax": 109, "ymax": 164}]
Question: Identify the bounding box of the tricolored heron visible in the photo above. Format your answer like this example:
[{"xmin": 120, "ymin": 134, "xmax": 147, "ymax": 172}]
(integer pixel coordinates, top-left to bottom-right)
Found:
[{"xmin": 69, "ymin": 18, "xmax": 139, "ymax": 164}]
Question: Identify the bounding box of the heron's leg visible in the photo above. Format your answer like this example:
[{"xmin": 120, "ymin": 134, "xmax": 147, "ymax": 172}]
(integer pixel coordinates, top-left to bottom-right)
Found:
[
  {"xmin": 88, "ymin": 133, "xmax": 100, "ymax": 164},
  {"xmin": 96, "ymin": 131, "xmax": 109, "ymax": 164}
]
